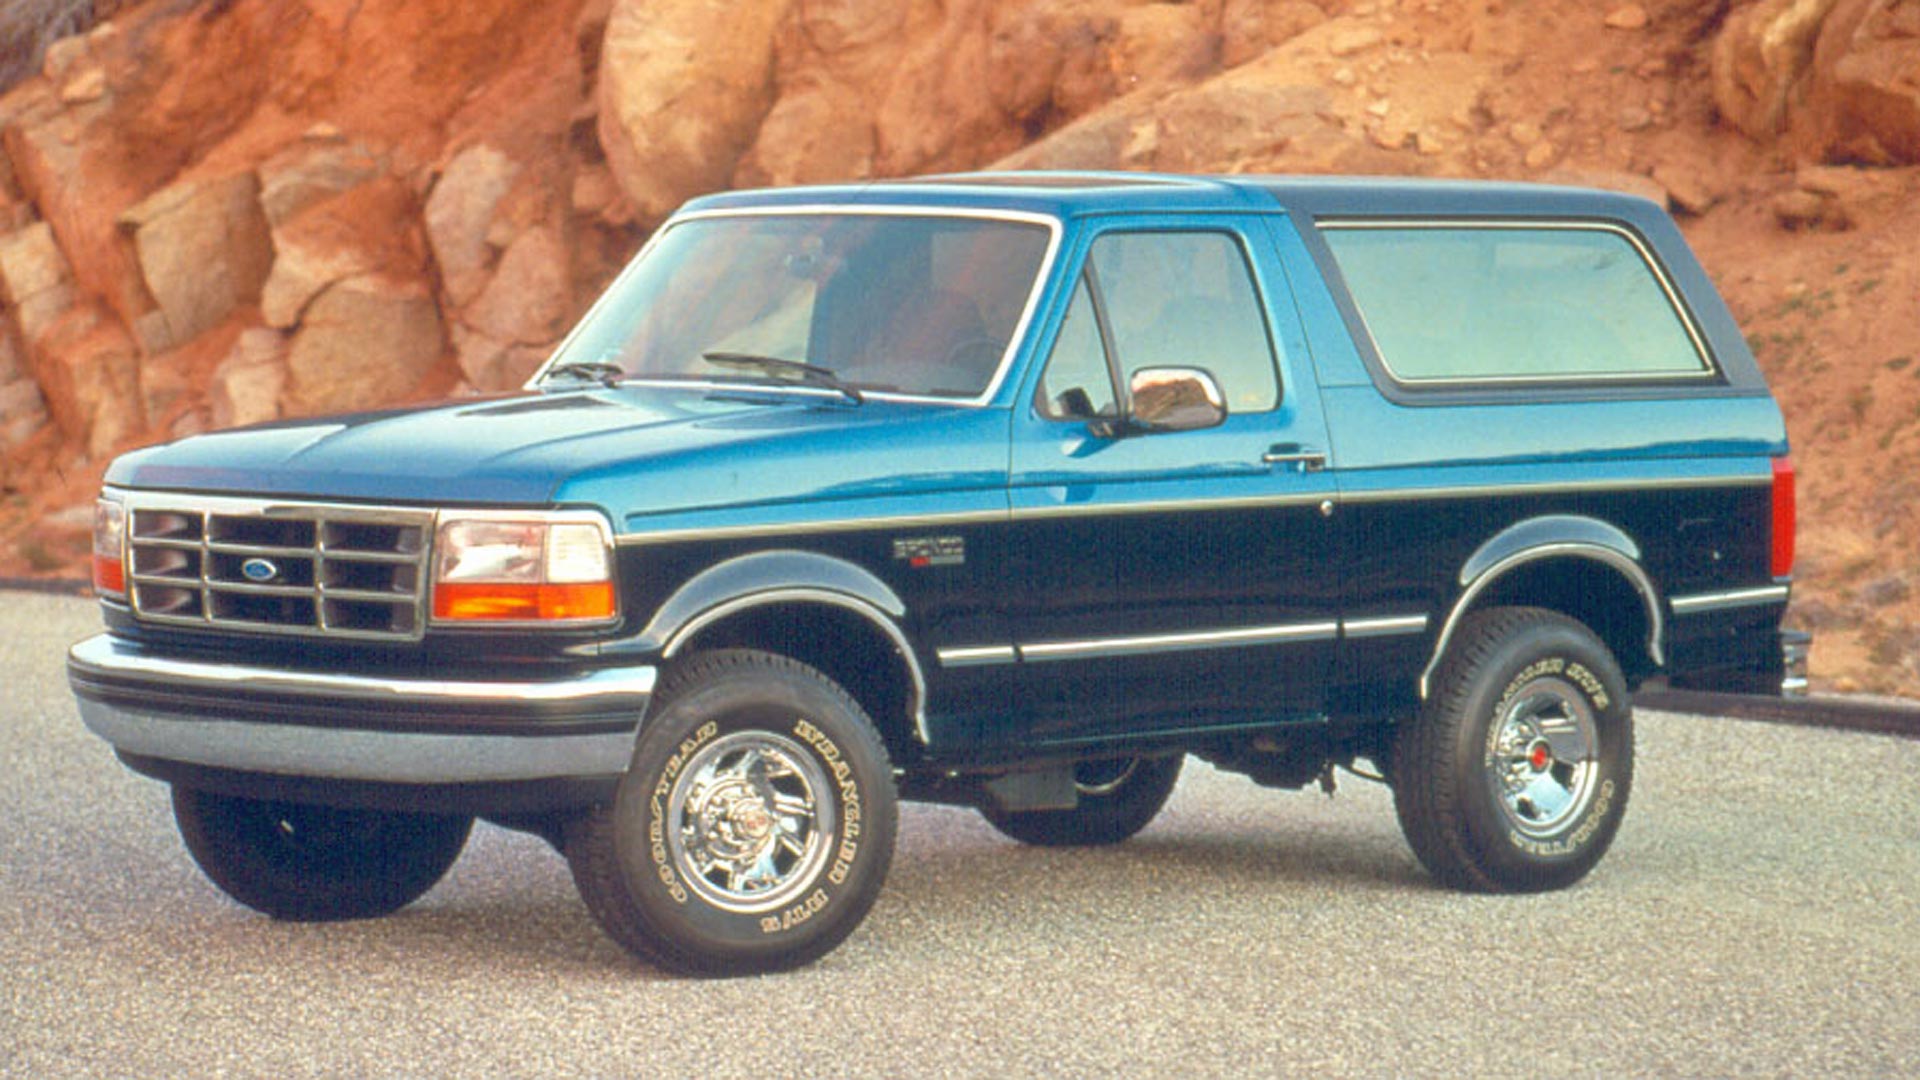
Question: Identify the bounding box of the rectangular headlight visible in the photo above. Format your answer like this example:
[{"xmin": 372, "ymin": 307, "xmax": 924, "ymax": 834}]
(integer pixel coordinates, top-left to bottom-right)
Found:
[{"xmin": 431, "ymin": 511, "xmax": 616, "ymax": 624}]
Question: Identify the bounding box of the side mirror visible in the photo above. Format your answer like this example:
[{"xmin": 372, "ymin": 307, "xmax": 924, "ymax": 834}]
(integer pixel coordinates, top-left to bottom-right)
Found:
[{"xmin": 1126, "ymin": 366, "xmax": 1226, "ymax": 433}]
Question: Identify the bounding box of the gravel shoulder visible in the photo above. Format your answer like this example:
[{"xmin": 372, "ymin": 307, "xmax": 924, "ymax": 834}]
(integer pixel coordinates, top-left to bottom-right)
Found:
[{"xmin": 6, "ymin": 592, "xmax": 1917, "ymax": 1078}]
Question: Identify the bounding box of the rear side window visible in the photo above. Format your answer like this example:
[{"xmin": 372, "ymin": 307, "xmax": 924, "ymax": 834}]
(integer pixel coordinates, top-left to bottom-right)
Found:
[{"xmin": 1320, "ymin": 224, "xmax": 1711, "ymax": 385}]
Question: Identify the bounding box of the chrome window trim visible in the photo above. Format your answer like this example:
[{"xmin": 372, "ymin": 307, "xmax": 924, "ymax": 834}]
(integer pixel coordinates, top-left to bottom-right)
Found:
[
  {"xmin": 1669, "ymin": 584, "xmax": 1790, "ymax": 615},
  {"xmin": 661, "ymin": 587, "xmax": 931, "ymax": 744},
  {"xmin": 530, "ymin": 205, "xmax": 1066, "ymax": 408},
  {"xmin": 1318, "ymin": 219, "xmax": 1718, "ymax": 387},
  {"xmin": 1420, "ymin": 542, "xmax": 1664, "ymax": 699},
  {"xmin": 1019, "ymin": 621, "xmax": 1339, "ymax": 664}
]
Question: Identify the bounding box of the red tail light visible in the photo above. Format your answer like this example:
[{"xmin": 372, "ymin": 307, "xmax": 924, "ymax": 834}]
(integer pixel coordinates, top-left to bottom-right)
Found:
[{"xmin": 1770, "ymin": 455, "xmax": 1795, "ymax": 579}]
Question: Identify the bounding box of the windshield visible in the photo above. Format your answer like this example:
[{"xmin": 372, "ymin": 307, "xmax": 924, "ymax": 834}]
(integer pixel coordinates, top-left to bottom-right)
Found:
[{"xmin": 546, "ymin": 212, "xmax": 1054, "ymax": 400}]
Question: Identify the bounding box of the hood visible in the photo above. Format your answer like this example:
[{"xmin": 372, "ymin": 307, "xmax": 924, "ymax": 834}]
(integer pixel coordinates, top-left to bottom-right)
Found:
[{"xmin": 106, "ymin": 386, "xmax": 1007, "ymax": 512}]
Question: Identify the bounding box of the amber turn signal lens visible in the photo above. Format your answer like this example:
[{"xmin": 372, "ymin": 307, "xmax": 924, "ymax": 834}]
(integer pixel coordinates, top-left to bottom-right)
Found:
[
  {"xmin": 432, "ymin": 581, "xmax": 616, "ymax": 622},
  {"xmin": 92, "ymin": 498, "xmax": 127, "ymax": 597},
  {"xmin": 92, "ymin": 553, "xmax": 126, "ymax": 595}
]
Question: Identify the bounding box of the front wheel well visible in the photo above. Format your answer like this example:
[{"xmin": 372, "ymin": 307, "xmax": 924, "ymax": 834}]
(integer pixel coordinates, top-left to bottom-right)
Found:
[
  {"xmin": 663, "ymin": 599, "xmax": 922, "ymax": 760},
  {"xmin": 1445, "ymin": 557, "xmax": 1658, "ymax": 688}
]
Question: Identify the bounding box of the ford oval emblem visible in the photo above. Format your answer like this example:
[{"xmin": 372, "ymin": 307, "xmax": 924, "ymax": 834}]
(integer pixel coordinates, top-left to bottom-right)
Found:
[{"xmin": 240, "ymin": 558, "xmax": 279, "ymax": 583}]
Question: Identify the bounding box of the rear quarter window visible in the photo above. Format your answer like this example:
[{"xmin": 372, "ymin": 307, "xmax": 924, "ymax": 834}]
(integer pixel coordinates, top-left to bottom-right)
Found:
[{"xmin": 1320, "ymin": 223, "xmax": 1713, "ymax": 386}]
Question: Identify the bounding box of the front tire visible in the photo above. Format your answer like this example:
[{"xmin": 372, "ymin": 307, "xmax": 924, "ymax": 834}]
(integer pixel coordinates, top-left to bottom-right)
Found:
[
  {"xmin": 567, "ymin": 649, "xmax": 898, "ymax": 976},
  {"xmin": 1391, "ymin": 607, "xmax": 1633, "ymax": 893},
  {"xmin": 980, "ymin": 755, "xmax": 1184, "ymax": 847},
  {"xmin": 172, "ymin": 789, "xmax": 471, "ymax": 921}
]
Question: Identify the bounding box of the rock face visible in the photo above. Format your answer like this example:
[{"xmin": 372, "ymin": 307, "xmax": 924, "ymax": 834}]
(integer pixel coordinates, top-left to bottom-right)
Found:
[
  {"xmin": 599, "ymin": 0, "xmax": 1317, "ymax": 218},
  {"xmin": 262, "ymin": 176, "xmax": 425, "ymax": 329},
  {"xmin": 0, "ymin": 0, "xmax": 1918, "ymax": 692},
  {"xmin": 0, "ymin": 322, "xmax": 48, "ymax": 449},
  {"xmin": 423, "ymin": 145, "xmax": 522, "ymax": 306},
  {"xmin": 467, "ymin": 225, "xmax": 570, "ymax": 346},
  {"xmin": 1712, "ymin": 0, "xmax": 1841, "ymax": 141},
  {"xmin": 0, "ymin": 220, "xmax": 75, "ymax": 343},
  {"xmin": 30, "ymin": 303, "xmax": 141, "ymax": 458},
  {"xmin": 0, "ymin": 0, "xmax": 600, "ymax": 469},
  {"xmin": 1713, "ymin": 0, "xmax": 1920, "ymax": 164},
  {"xmin": 597, "ymin": 0, "xmax": 792, "ymax": 226},
  {"xmin": 118, "ymin": 172, "xmax": 274, "ymax": 349},
  {"xmin": 0, "ymin": 0, "xmax": 1904, "ymax": 477},
  {"xmin": 1802, "ymin": 0, "xmax": 1920, "ymax": 164},
  {"xmin": 209, "ymin": 328, "xmax": 288, "ymax": 430},
  {"xmin": 284, "ymin": 274, "xmax": 445, "ymax": 416}
]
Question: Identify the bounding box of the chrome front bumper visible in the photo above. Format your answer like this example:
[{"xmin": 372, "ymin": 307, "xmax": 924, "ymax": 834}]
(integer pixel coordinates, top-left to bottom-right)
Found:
[{"xmin": 67, "ymin": 634, "xmax": 655, "ymax": 785}]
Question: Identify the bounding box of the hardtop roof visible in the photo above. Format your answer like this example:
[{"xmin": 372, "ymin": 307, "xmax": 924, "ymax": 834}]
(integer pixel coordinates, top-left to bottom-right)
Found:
[{"xmin": 677, "ymin": 171, "xmax": 1667, "ymax": 224}]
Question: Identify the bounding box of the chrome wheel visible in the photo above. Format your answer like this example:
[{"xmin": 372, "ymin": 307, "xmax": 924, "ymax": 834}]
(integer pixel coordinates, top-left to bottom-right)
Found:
[
  {"xmin": 667, "ymin": 730, "xmax": 837, "ymax": 914},
  {"xmin": 1485, "ymin": 677, "xmax": 1600, "ymax": 838}
]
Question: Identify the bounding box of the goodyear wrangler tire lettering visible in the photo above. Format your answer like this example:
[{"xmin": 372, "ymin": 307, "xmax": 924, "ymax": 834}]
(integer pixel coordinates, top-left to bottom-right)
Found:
[
  {"xmin": 1390, "ymin": 607, "xmax": 1634, "ymax": 894},
  {"xmin": 644, "ymin": 720, "xmax": 718, "ymax": 905},
  {"xmin": 565, "ymin": 649, "xmax": 898, "ymax": 977},
  {"xmin": 793, "ymin": 718, "xmax": 866, "ymax": 885}
]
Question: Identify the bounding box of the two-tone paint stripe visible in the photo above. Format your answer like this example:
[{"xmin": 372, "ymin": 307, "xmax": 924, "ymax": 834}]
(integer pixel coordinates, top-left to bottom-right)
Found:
[{"xmin": 613, "ymin": 472, "xmax": 1771, "ymax": 547}]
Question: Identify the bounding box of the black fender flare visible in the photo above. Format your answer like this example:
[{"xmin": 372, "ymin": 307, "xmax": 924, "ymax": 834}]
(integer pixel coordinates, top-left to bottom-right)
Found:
[
  {"xmin": 1421, "ymin": 515, "xmax": 1664, "ymax": 698},
  {"xmin": 633, "ymin": 551, "xmax": 929, "ymax": 742}
]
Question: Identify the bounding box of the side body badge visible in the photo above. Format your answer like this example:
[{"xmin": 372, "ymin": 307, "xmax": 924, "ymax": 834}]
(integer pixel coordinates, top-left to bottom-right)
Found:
[{"xmin": 891, "ymin": 536, "xmax": 965, "ymax": 569}]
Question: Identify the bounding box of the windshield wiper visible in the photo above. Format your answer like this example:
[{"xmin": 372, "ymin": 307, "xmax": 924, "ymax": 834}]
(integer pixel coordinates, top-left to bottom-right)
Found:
[
  {"xmin": 541, "ymin": 360, "xmax": 626, "ymax": 388},
  {"xmin": 702, "ymin": 351, "xmax": 863, "ymax": 405}
]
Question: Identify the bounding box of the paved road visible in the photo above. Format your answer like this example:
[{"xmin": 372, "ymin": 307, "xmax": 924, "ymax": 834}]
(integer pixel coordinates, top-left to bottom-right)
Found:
[{"xmin": 6, "ymin": 592, "xmax": 1917, "ymax": 1078}]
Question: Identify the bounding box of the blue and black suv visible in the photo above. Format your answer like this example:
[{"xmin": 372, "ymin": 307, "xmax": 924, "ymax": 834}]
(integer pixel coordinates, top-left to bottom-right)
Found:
[{"xmin": 68, "ymin": 173, "xmax": 1802, "ymax": 974}]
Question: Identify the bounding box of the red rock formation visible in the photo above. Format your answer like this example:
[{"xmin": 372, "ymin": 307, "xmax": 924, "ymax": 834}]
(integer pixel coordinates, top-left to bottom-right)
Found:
[
  {"xmin": 0, "ymin": 0, "xmax": 1916, "ymax": 691},
  {"xmin": 1713, "ymin": 0, "xmax": 1920, "ymax": 165}
]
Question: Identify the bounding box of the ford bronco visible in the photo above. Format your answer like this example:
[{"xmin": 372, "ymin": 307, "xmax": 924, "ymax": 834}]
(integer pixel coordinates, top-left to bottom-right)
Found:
[{"xmin": 69, "ymin": 173, "xmax": 1802, "ymax": 975}]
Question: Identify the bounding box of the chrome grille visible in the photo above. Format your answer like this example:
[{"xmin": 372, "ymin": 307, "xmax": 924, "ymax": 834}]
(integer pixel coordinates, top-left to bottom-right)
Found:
[{"xmin": 124, "ymin": 495, "xmax": 434, "ymax": 641}]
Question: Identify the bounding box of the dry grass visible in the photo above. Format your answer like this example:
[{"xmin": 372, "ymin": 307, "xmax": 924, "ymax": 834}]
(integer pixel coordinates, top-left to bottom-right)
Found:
[{"xmin": 0, "ymin": 0, "xmax": 96, "ymax": 92}]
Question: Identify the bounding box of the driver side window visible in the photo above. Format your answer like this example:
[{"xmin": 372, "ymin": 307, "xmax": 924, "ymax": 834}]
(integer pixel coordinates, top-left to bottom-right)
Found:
[{"xmin": 1035, "ymin": 230, "xmax": 1281, "ymax": 421}]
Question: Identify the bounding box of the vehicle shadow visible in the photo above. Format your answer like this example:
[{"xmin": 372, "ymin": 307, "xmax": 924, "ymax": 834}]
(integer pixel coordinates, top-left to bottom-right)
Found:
[{"xmin": 50, "ymin": 798, "xmax": 1433, "ymax": 981}]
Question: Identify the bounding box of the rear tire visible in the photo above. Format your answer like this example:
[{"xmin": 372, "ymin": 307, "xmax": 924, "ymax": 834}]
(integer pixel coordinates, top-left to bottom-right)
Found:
[
  {"xmin": 172, "ymin": 789, "xmax": 471, "ymax": 921},
  {"xmin": 981, "ymin": 755, "xmax": 1183, "ymax": 847},
  {"xmin": 1391, "ymin": 607, "xmax": 1633, "ymax": 893},
  {"xmin": 566, "ymin": 649, "xmax": 898, "ymax": 976}
]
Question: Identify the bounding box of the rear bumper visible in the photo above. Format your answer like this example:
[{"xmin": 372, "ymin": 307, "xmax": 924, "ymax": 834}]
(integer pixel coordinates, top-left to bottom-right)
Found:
[
  {"xmin": 1664, "ymin": 626, "xmax": 1810, "ymax": 698},
  {"xmin": 1780, "ymin": 628, "xmax": 1811, "ymax": 697},
  {"xmin": 67, "ymin": 633, "xmax": 655, "ymax": 785}
]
